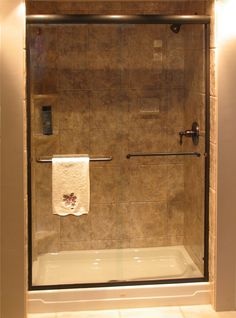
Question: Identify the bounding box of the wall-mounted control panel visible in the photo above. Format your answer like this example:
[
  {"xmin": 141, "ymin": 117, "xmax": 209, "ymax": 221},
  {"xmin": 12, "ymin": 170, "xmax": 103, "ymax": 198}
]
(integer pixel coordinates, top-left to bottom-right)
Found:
[{"xmin": 42, "ymin": 105, "xmax": 53, "ymax": 135}]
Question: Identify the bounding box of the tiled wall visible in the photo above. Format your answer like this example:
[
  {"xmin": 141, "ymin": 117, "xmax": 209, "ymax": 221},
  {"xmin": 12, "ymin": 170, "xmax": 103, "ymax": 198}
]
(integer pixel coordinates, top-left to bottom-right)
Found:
[
  {"xmin": 27, "ymin": 0, "xmax": 209, "ymax": 277},
  {"xmin": 29, "ymin": 23, "xmax": 187, "ymax": 253}
]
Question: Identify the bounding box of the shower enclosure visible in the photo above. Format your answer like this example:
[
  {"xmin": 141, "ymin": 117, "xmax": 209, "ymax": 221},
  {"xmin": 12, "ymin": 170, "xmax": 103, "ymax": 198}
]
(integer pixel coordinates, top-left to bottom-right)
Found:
[{"xmin": 27, "ymin": 15, "xmax": 210, "ymax": 289}]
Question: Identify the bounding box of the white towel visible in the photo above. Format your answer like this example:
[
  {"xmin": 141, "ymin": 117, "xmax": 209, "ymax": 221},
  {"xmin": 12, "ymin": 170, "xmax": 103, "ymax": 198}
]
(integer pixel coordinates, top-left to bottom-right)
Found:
[{"xmin": 52, "ymin": 155, "xmax": 90, "ymax": 216}]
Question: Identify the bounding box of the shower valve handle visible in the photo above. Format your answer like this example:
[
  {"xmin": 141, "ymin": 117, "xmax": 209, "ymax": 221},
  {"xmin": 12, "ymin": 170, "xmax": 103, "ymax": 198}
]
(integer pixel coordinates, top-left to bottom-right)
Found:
[
  {"xmin": 179, "ymin": 122, "xmax": 200, "ymax": 146},
  {"xmin": 179, "ymin": 130, "xmax": 194, "ymax": 145}
]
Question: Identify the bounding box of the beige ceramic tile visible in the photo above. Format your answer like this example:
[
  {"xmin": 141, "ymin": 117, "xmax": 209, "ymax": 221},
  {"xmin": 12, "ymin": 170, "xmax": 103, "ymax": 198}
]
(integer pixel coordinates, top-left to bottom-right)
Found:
[
  {"xmin": 28, "ymin": 314, "xmax": 56, "ymax": 318},
  {"xmin": 210, "ymin": 96, "xmax": 217, "ymax": 144},
  {"xmin": 166, "ymin": 235, "xmax": 184, "ymax": 246},
  {"xmin": 217, "ymin": 313, "xmax": 236, "ymax": 318},
  {"xmin": 121, "ymin": 1, "xmax": 154, "ymax": 14},
  {"xmin": 28, "ymin": 308, "xmax": 236, "ymax": 318},
  {"xmin": 88, "ymin": 68, "xmax": 121, "ymax": 90},
  {"xmin": 129, "ymin": 69, "xmax": 164, "ymax": 90},
  {"xmin": 60, "ymin": 214, "xmax": 91, "ymax": 242},
  {"xmin": 37, "ymin": 232, "xmax": 59, "ymax": 255},
  {"xmin": 184, "ymin": 48, "xmax": 205, "ymax": 94},
  {"xmin": 129, "ymin": 164, "xmax": 168, "ymax": 202},
  {"xmin": 167, "ymin": 200, "xmax": 184, "ymax": 236},
  {"xmin": 119, "ymin": 306, "xmax": 183, "ymax": 318},
  {"xmin": 57, "ymin": 68, "xmax": 74, "ymax": 90},
  {"xmin": 189, "ymin": 25, "xmax": 205, "ymax": 50},
  {"xmin": 87, "ymin": 2, "xmax": 122, "ymax": 15},
  {"xmin": 60, "ymin": 241, "xmax": 92, "ymax": 251},
  {"xmin": 129, "ymin": 236, "xmax": 167, "ymax": 248},
  {"xmin": 56, "ymin": 310, "xmax": 119, "ymax": 318},
  {"xmin": 209, "ymin": 231, "xmax": 216, "ymax": 282},
  {"xmin": 180, "ymin": 305, "xmax": 219, "ymax": 318},
  {"xmin": 90, "ymin": 203, "xmax": 121, "ymax": 241},
  {"xmin": 210, "ymin": 142, "xmax": 217, "ymax": 191},
  {"xmin": 91, "ymin": 238, "xmax": 130, "ymax": 250},
  {"xmin": 88, "ymin": 25, "xmax": 120, "ymax": 51},
  {"xmin": 58, "ymin": 90, "xmax": 90, "ymax": 131},
  {"xmin": 128, "ymin": 201, "xmax": 168, "ymax": 239},
  {"xmin": 59, "ymin": 128, "xmax": 90, "ymax": 154},
  {"xmin": 209, "ymin": 4, "xmax": 216, "ymax": 49},
  {"xmin": 34, "ymin": 135, "xmax": 59, "ymax": 158},
  {"xmin": 128, "ymin": 126, "xmax": 167, "ymax": 153},
  {"xmin": 89, "ymin": 89, "xmax": 129, "ymax": 131},
  {"xmin": 210, "ymin": 49, "xmax": 217, "ymax": 97},
  {"xmin": 167, "ymin": 48, "xmax": 185, "ymax": 71},
  {"xmin": 90, "ymin": 165, "xmax": 121, "ymax": 204},
  {"xmin": 58, "ymin": 2, "xmax": 91, "ymax": 14},
  {"xmin": 167, "ymin": 164, "xmax": 184, "ymax": 201},
  {"xmin": 167, "ymin": 89, "xmax": 184, "ymax": 129},
  {"xmin": 209, "ymin": 187, "xmax": 216, "ymax": 236},
  {"xmin": 57, "ymin": 25, "xmax": 87, "ymax": 70},
  {"xmin": 32, "ymin": 66, "xmax": 58, "ymax": 94}
]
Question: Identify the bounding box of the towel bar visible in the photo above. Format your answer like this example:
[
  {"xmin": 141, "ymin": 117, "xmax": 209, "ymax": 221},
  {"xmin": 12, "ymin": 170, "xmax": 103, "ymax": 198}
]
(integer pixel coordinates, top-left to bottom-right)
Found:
[
  {"xmin": 36, "ymin": 156, "xmax": 113, "ymax": 163},
  {"xmin": 127, "ymin": 152, "xmax": 201, "ymax": 158}
]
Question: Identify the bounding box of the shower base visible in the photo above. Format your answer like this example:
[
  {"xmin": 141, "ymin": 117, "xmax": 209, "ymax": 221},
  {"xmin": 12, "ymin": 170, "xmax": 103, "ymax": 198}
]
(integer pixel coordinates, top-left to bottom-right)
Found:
[
  {"xmin": 32, "ymin": 245, "xmax": 202, "ymax": 286},
  {"xmin": 29, "ymin": 246, "xmax": 210, "ymax": 313}
]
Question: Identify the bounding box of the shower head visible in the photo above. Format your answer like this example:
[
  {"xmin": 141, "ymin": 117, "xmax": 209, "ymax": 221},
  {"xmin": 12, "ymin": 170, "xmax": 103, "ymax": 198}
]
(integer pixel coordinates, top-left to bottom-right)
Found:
[{"xmin": 170, "ymin": 24, "xmax": 181, "ymax": 34}]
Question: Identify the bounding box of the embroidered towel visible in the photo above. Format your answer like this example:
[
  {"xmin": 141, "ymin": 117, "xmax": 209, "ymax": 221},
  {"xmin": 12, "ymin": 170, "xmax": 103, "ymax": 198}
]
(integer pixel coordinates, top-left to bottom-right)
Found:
[{"xmin": 52, "ymin": 155, "xmax": 90, "ymax": 216}]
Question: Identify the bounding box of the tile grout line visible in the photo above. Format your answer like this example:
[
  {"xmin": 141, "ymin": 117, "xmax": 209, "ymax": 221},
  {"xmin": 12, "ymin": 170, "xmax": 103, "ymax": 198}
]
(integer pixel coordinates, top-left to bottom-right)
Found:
[{"xmin": 179, "ymin": 306, "xmax": 186, "ymax": 318}]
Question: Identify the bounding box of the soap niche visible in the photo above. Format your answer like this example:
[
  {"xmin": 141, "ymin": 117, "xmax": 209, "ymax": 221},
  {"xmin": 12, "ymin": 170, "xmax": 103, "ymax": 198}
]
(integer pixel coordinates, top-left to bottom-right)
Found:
[{"xmin": 139, "ymin": 97, "xmax": 162, "ymax": 120}]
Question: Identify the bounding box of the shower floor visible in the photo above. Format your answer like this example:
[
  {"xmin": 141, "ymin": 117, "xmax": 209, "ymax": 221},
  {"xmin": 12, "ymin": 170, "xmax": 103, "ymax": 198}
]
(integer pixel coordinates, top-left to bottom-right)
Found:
[{"xmin": 32, "ymin": 245, "xmax": 202, "ymax": 286}]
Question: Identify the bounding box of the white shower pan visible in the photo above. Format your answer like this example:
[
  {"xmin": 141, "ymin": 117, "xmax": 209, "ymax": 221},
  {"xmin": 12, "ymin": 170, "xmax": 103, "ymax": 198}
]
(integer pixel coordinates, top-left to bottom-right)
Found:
[
  {"xmin": 29, "ymin": 245, "xmax": 210, "ymax": 313},
  {"xmin": 28, "ymin": 246, "xmax": 211, "ymax": 313},
  {"xmin": 32, "ymin": 245, "xmax": 201, "ymax": 285}
]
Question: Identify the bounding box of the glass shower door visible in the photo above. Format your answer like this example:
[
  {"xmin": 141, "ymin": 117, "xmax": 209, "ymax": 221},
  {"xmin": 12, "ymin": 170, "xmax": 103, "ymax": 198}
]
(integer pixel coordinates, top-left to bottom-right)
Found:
[{"xmin": 27, "ymin": 19, "xmax": 209, "ymax": 288}]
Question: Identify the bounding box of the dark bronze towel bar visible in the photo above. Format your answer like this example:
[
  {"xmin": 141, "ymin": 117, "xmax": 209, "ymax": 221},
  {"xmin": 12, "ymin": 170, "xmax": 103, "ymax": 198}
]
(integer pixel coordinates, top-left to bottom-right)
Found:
[
  {"xmin": 36, "ymin": 156, "xmax": 113, "ymax": 163},
  {"xmin": 127, "ymin": 152, "xmax": 201, "ymax": 158}
]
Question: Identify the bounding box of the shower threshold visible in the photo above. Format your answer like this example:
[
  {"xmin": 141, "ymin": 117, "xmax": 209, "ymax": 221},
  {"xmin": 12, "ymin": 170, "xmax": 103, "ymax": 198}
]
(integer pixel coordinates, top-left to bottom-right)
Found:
[{"xmin": 32, "ymin": 245, "xmax": 202, "ymax": 286}]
